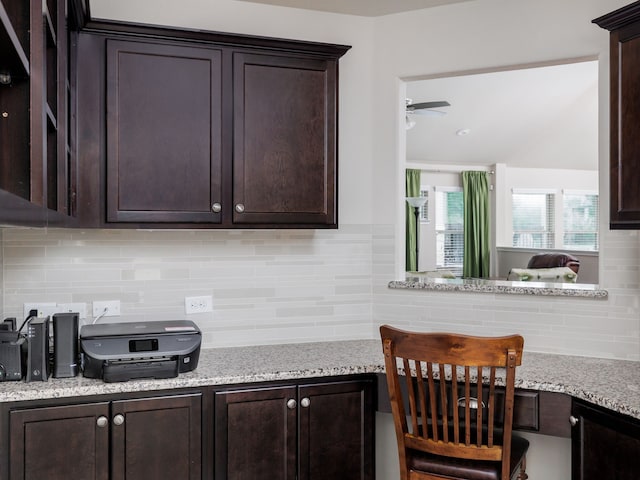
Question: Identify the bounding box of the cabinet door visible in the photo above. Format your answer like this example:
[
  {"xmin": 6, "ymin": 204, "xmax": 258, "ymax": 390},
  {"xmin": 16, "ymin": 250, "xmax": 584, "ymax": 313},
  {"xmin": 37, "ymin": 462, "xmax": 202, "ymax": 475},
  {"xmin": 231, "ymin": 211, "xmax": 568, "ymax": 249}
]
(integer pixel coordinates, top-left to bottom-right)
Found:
[
  {"xmin": 233, "ymin": 52, "xmax": 337, "ymax": 227},
  {"xmin": 214, "ymin": 386, "xmax": 297, "ymax": 480},
  {"xmin": 298, "ymin": 380, "xmax": 374, "ymax": 480},
  {"xmin": 106, "ymin": 39, "xmax": 223, "ymax": 223},
  {"xmin": 0, "ymin": 0, "xmax": 75, "ymax": 225},
  {"xmin": 111, "ymin": 393, "xmax": 202, "ymax": 480},
  {"xmin": 9, "ymin": 402, "xmax": 110, "ymax": 480},
  {"xmin": 609, "ymin": 22, "xmax": 640, "ymax": 229},
  {"xmin": 571, "ymin": 400, "xmax": 640, "ymax": 480},
  {"xmin": 594, "ymin": 4, "xmax": 640, "ymax": 229}
]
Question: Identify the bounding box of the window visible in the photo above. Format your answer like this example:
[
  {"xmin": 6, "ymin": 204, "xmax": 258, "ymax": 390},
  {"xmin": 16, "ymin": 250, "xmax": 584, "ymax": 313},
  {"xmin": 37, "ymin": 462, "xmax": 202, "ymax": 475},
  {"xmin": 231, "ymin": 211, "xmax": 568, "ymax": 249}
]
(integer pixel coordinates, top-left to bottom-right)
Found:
[
  {"xmin": 435, "ymin": 188, "xmax": 463, "ymax": 275},
  {"xmin": 512, "ymin": 191, "xmax": 555, "ymax": 249},
  {"xmin": 563, "ymin": 192, "xmax": 599, "ymax": 251}
]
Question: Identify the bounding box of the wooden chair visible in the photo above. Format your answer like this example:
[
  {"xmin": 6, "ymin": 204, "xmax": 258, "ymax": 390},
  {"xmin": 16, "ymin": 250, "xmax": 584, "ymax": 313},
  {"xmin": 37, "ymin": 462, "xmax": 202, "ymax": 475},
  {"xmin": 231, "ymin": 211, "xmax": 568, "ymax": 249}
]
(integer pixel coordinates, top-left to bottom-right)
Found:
[{"xmin": 380, "ymin": 325, "xmax": 529, "ymax": 480}]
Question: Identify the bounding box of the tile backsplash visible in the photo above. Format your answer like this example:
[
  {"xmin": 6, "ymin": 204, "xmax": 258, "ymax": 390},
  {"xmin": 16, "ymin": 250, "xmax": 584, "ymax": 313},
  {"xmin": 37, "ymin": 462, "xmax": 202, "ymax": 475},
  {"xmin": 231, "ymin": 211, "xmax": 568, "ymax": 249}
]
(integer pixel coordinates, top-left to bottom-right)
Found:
[
  {"xmin": 372, "ymin": 225, "xmax": 640, "ymax": 361},
  {"xmin": 1, "ymin": 226, "xmax": 373, "ymax": 348},
  {"xmin": 1, "ymin": 225, "xmax": 638, "ymax": 360}
]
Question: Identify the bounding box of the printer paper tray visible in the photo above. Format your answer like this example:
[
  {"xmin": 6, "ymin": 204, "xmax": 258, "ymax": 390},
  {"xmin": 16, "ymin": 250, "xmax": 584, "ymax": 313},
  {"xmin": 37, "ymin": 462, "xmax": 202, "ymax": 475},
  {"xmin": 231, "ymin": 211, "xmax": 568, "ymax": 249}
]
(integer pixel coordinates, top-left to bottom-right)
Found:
[{"xmin": 103, "ymin": 357, "xmax": 178, "ymax": 383}]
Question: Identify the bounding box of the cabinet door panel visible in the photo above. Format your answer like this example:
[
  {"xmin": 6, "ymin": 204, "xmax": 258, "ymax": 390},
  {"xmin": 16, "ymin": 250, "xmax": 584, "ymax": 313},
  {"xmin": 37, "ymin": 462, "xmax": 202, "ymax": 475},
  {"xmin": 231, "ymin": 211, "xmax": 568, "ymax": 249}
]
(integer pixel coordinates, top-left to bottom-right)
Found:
[
  {"xmin": 233, "ymin": 52, "xmax": 337, "ymax": 226},
  {"xmin": 111, "ymin": 394, "xmax": 202, "ymax": 480},
  {"xmin": 106, "ymin": 39, "xmax": 223, "ymax": 223},
  {"xmin": 610, "ymin": 25, "xmax": 640, "ymax": 228},
  {"xmin": 214, "ymin": 386, "xmax": 297, "ymax": 480},
  {"xmin": 9, "ymin": 402, "xmax": 110, "ymax": 480},
  {"xmin": 571, "ymin": 401, "xmax": 640, "ymax": 480},
  {"xmin": 298, "ymin": 380, "xmax": 374, "ymax": 480}
]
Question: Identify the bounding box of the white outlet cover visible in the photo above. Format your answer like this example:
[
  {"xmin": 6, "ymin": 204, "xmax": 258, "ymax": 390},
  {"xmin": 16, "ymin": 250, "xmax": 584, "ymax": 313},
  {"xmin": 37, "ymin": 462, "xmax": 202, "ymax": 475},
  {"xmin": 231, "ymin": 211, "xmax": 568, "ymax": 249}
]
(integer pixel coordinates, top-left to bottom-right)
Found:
[
  {"xmin": 23, "ymin": 302, "xmax": 57, "ymax": 319},
  {"xmin": 93, "ymin": 300, "xmax": 121, "ymax": 317},
  {"xmin": 185, "ymin": 295, "xmax": 213, "ymax": 314}
]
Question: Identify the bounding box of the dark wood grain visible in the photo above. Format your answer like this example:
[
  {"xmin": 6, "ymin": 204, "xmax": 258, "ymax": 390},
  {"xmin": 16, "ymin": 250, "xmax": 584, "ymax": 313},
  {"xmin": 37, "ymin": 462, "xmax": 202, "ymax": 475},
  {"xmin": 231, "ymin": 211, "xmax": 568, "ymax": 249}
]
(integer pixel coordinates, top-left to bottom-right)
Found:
[
  {"xmin": 298, "ymin": 380, "xmax": 374, "ymax": 480},
  {"xmin": 571, "ymin": 399, "xmax": 640, "ymax": 480},
  {"xmin": 594, "ymin": 3, "xmax": 640, "ymax": 229},
  {"xmin": 0, "ymin": 0, "xmax": 77, "ymax": 226},
  {"xmin": 105, "ymin": 39, "xmax": 223, "ymax": 223},
  {"xmin": 9, "ymin": 402, "xmax": 110, "ymax": 480},
  {"xmin": 74, "ymin": 21, "xmax": 346, "ymax": 229},
  {"xmin": 233, "ymin": 52, "xmax": 336, "ymax": 226},
  {"xmin": 214, "ymin": 379, "xmax": 374, "ymax": 480},
  {"xmin": 214, "ymin": 385, "xmax": 298, "ymax": 480},
  {"xmin": 111, "ymin": 394, "xmax": 202, "ymax": 480}
]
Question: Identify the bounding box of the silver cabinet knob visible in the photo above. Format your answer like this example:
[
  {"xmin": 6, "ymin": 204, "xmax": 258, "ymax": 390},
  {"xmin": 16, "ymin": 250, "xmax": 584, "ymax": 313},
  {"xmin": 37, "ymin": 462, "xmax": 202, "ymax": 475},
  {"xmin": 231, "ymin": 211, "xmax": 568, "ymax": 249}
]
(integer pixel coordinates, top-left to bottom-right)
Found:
[
  {"xmin": 286, "ymin": 398, "xmax": 297, "ymax": 410},
  {"xmin": 300, "ymin": 397, "xmax": 310, "ymax": 408},
  {"xmin": 96, "ymin": 416, "xmax": 108, "ymax": 428},
  {"xmin": 235, "ymin": 203, "xmax": 245, "ymax": 213},
  {"xmin": 113, "ymin": 414, "xmax": 125, "ymax": 426},
  {"xmin": 569, "ymin": 415, "xmax": 579, "ymax": 426},
  {"xmin": 211, "ymin": 203, "xmax": 222, "ymax": 213}
]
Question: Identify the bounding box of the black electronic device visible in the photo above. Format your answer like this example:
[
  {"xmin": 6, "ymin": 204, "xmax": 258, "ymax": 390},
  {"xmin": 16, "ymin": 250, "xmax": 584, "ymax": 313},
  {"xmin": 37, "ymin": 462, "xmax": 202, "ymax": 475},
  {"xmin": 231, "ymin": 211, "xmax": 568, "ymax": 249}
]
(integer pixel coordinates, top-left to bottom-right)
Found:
[
  {"xmin": 80, "ymin": 320, "xmax": 201, "ymax": 382},
  {"xmin": 0, "ymin": 329, "xmax": 25, "ymax": 381},
  {"xmin": 26, "ymin": 317, "xmax": 50, "ymax": 382},
  {"xmin": 52, "ymin": 312, "xmax": 79, "ymax": 378},
  {"xmin": 1, "ymin": 317, "xmax": 16, "ymax": 331}
]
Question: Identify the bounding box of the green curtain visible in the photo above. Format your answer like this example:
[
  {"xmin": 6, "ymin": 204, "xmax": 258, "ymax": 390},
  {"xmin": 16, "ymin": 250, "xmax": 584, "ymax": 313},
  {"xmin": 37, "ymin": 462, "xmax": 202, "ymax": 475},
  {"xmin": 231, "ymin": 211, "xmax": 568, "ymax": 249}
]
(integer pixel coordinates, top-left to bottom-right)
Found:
[
  {"xmin": 462, "ymin": 171, "xmax": 490, "ymax": 278},
  {"xmin": 405, "ymin": 169, "xmax": 421, "ymax": 271}
]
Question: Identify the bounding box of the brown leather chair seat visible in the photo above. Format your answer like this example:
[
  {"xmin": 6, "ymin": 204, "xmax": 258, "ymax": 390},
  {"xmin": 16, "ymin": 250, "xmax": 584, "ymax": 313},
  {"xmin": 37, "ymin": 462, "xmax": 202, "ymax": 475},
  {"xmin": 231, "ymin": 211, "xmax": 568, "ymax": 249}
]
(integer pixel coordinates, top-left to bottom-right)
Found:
[
  {"xmin": 527, "ymin": 252, "xmax": 580, "ymax": 273},
  {"xmin": 408, "ymin": 435, "xmax": 530, "ymax": 480}
]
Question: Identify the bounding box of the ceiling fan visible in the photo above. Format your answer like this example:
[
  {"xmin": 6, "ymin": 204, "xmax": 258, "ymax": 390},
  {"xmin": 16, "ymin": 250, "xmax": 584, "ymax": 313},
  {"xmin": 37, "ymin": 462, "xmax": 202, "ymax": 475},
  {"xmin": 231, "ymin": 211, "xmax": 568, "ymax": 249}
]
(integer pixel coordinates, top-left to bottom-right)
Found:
[
  {"xmin": 405, "ymin": 99, "xmax": 450, "ymax": 130},
  {"xmin": 406, "ymin": 99, "xmax": 451, "ymax": 116}
]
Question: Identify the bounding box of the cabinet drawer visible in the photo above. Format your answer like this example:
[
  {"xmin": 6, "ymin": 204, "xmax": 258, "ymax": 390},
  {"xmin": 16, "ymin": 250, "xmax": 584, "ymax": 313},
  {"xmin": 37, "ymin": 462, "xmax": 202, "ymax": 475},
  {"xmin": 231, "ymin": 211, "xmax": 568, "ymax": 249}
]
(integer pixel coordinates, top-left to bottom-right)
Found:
[{"xmin": 513, "ymin": 390, "xmax": 539, "ymax": 431}]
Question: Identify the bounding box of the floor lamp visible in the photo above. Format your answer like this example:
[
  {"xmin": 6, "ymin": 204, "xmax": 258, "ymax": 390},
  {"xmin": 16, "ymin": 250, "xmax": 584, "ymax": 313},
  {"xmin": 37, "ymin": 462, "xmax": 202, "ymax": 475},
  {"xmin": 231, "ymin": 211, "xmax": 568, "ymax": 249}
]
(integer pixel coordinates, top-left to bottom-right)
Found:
[{"xmin": 406, "ymin": 196, "xmax": 427, "ymax": 271}]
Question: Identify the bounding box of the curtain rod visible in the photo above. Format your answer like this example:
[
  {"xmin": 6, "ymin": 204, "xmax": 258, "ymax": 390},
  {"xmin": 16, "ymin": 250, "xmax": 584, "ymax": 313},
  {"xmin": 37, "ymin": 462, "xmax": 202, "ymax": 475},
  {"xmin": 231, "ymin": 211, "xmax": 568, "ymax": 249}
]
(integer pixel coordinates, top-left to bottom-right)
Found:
[{"xmin": 407, "ymin": 165, "xmax": 494, "ymax": 175}]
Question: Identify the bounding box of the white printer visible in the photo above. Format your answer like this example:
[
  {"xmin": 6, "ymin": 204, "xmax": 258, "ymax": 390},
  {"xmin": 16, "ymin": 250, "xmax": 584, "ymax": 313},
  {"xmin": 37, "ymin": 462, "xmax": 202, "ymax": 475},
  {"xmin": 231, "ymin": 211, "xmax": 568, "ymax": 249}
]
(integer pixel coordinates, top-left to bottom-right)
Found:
[{"xmin": 80, "ymin": 320, "xmax": 201, "ymax": 382}]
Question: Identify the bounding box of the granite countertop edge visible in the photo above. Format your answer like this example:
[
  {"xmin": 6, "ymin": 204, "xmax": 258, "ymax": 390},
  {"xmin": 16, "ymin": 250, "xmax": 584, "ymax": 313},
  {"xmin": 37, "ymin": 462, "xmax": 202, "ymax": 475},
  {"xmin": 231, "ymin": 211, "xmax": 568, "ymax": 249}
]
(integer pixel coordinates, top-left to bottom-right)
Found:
[
  {"xmin": 0, "ymin": 340, "xmax": 637, "ymax": 421},
  {"xmin": 389, "ymin": 279, "xmax": 609, "ymax": 298}
]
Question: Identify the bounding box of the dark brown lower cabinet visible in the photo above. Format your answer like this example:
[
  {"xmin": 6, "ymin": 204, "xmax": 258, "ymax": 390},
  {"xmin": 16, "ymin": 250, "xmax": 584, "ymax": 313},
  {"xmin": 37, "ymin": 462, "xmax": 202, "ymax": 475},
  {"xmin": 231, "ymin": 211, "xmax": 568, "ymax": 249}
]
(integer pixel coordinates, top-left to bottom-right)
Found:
[
  {"xmin": 571, "ymin": 399, "xmax": 640, "ymax": 480},
  {"xmin": 8, "ymin": 393, "xmax": 202, "ymax": 480},
  {"xmin": 214, "ymin": 379, "xmax": 374, "ymax": 480}
]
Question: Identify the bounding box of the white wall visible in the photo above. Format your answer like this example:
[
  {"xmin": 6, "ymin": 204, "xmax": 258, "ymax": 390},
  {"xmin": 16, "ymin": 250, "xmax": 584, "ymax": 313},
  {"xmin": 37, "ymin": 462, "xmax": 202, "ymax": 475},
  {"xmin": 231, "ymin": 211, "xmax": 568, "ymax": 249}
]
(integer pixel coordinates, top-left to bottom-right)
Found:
[{"xmin": 371, "ymin": 0, "xmax": 639, "ymax": 362}]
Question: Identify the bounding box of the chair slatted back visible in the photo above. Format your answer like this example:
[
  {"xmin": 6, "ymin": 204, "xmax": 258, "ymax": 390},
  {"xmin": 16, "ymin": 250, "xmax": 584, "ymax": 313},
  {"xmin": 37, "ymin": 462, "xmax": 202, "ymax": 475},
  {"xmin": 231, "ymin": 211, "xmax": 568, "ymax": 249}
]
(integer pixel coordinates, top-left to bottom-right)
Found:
[{"xmin": 380, "ymin": 325, "xmax": 524, "ymax": 480}]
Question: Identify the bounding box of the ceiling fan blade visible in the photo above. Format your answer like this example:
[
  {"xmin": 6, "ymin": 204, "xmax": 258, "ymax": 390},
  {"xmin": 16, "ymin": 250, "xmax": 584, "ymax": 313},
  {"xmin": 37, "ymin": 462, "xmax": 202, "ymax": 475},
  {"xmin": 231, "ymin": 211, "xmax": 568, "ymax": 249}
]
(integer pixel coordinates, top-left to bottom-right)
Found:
[
  {"xmin": 411, "ymin": 109, "xmax": 447, "ymax": 117},
  {"xmin": 406, "ymin": 101, "xmax": 451, "ymax": 112}
]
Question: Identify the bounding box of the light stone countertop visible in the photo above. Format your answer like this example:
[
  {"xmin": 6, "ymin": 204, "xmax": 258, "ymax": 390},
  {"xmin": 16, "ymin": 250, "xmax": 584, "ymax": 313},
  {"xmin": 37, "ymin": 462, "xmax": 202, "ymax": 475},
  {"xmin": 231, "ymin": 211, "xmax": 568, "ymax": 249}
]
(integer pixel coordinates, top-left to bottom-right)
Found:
[
  {"xmin": 0, "ymin": 340, "xmax": 637, "ymax": 420},
  {"xmin": 389, "ymin": 277, "xmax": 609, "ymax": 298}
]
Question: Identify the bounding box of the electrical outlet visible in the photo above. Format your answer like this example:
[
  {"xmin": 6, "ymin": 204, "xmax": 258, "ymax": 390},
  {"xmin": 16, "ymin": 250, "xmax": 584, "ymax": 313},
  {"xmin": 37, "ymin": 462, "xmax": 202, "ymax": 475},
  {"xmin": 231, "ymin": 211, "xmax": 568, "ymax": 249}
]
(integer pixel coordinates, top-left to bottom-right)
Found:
[
  {"xmin": 23, "ymin": 303, "xmax": 57, "ymax": 319},
  {"xmin": 23, "ymin": 302, "xmax": 88, "ymax": 320},
  {"xmin": 185, "ymin": 295, "xmax": 213, "ymax": 314},
  {"xmin": 92, "ymin": 300, "xmax": 121, "ymax": 318}
]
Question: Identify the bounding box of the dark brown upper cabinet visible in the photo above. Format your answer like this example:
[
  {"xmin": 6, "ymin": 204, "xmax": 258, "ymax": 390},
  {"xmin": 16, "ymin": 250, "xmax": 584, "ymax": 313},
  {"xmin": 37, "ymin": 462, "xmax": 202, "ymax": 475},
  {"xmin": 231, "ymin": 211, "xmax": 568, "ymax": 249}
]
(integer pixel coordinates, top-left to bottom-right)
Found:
[
  {"xmin": 232, "ymin": 52, "xmax": 337, "ymax": 226},
  {"xmin": 594, "ymin": 2, "xmax": 640, "ymax": 229},
  {"xmin": 75, "ymin": 21, "xmax": 350, "ymax": 229},
  {"xmin": 105, "ymin": 39, "xmax": 223, "ymax": 224},
  {"xmin": 0, "ymin": 0, "xmax": 84, "ymax": 227}
]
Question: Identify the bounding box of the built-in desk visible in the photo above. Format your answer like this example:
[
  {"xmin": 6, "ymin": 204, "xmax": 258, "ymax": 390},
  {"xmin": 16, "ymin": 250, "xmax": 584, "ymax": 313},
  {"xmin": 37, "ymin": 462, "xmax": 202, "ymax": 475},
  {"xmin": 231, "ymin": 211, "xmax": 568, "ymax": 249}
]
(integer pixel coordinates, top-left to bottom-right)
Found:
[
  {"xmin": 0, "ymin": 340, "xmax": 638, "ymax": 480},
  {"xmin": 0, "ymin": 339, "xmax": 637, "ymax": 418}
]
